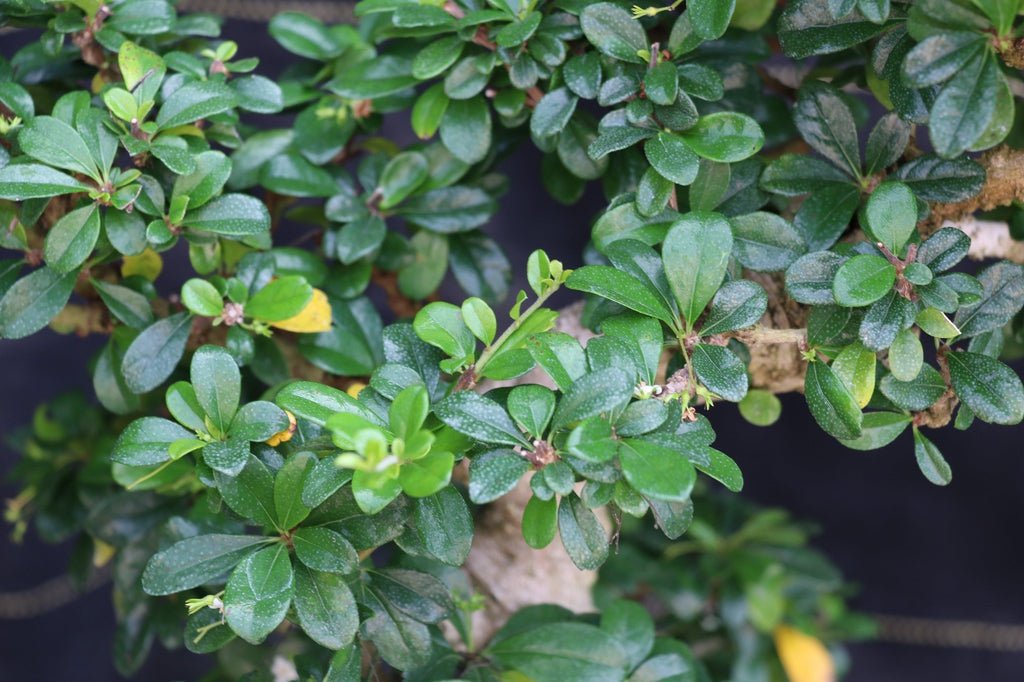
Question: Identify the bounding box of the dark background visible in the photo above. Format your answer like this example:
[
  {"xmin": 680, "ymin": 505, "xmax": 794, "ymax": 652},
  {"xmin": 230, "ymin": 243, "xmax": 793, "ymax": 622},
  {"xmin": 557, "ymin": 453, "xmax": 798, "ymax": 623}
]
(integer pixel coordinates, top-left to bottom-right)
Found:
[{"xmin": 2, "ymin": 14, "xmax": 1024, "ymax": 682}]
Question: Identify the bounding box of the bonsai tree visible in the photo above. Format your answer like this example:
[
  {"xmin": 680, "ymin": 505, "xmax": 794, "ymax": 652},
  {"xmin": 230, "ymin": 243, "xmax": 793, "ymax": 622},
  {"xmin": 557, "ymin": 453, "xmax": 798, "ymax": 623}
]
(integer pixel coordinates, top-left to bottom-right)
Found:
[{"xmin": 2, "ymin": 0, "xmax": 1022, "ymax": 679}]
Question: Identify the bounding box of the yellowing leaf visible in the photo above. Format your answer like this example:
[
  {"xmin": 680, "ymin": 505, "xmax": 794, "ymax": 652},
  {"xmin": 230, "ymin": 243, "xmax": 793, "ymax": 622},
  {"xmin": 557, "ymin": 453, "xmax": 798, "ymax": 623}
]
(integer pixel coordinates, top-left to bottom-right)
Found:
[
  {"xmin": 159, "ymin": 124, "xmax": 205, "ymax": 138},
  {"xmin": 347, "ymin": 382, "xmax": 367, "ymax": 399},
  {"xmin": 121, "ymin": 248, "xmax": 163, "ymax": 281},
  {"xmin": 92, "ymin": 539, "xmax": 117, "ymax": 567},
  {"xmin": 270, "ymin": 288, "xmax": 332, "ymax": 333},
  {"xmin": 774, "ymin": 625, "xmax": 835, "ymax": 682}
]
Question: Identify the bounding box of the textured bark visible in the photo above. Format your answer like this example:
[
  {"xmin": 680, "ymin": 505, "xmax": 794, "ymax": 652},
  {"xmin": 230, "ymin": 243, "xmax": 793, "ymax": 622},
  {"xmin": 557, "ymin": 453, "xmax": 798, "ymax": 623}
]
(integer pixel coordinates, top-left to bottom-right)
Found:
[{"xmin": 926, "ymin": 146, "xmax": 1024, "ymax": 230}]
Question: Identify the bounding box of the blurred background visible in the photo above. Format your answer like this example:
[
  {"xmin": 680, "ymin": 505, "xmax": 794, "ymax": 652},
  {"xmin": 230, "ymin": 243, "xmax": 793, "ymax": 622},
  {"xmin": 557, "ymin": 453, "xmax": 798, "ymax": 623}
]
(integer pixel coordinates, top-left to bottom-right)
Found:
[{"xmin": 2, "ymin": 3, "xmax": 1024, "ymax": 680}]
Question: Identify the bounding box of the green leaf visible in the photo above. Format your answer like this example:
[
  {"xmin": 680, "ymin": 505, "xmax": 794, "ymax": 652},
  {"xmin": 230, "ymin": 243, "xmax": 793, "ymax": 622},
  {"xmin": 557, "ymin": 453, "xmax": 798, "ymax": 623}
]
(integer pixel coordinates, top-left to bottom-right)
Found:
[
  {"xmin": 929, "ymin": 51, "xmax": 999, "ymax": 158},
  {"xmin": 202, "ymin": 438, "xmax": 250, "ymax": 476},
  {"xmin": 461, "ymin": 297, "xmax": 496, "ymax": 346},
  {"xmin": 794, "ymin": 183, "xmax": 860, "ymax": 252},
  {"xmin": 413, "ymin": 302, "xmax": 475, "ymax": 361},
  {"xmin": 833, "ymin": 254, "xmax": 896, "ymax": 307},
  {"xmin": 352, "ymin": 470, "xmax": 402, "ymax": 515},
  {"xmin": 947, "ymin": 351, "xmax": 1024, "ymax": 425},
  {"xmin": 913, "ymin": 428, "xmax": 952, "ymax": 485},
  {"xmin": 893, "ymin": 155, "xmax": 985, "ymax": 203},
  {"xmin": 915, "ymin": 308, "xmax": 960, "ymax": 339},
  {"xmin": 786, "ymin": 251, "xmax": 846, "ymax": 304},
  {"xmin": 91, "ymin": 280, "xmax": 152, "ymax": 330},
  {"xmin": 689, "ymin": 0, "xmax": 736, "ymax": 38},
  {"xmin": 275, "ymin": 452, "xmax": 315, "ymax": 529},
  {"xmin": 681, "ymin": 112, "xmax": 764, "ymax": 162},
  {"xmin": 738, "ymin": 389, "xmax": 782, "ymax": 426},
  {"xmin": 398, "ymin": 450, "xmax": 454, "ymax": 498},
  {"xmin": 396, "ymin": 186, "xmax": 495, "ymax": 233},
  {"xmin": 293, "ymin": 526, "xmax": 358, "ymax": 575},
  {"xmin": 580, "ymin": 3, "xmax": 647, "ymax": 64},
  {"xmin": 184, "ymin": 194, "xmax": 271, "ymax": 236},
  {"xmin": 247, "ymin": 275, "xmax": 313, "ymax": 322},
  {"xmin": 276, "ymin": 381, "xmax": 382, "ymax": 427},
  {"xmin": 190, "ymin": 345, "xmax": 241, "ymax": 434},
  {"xmin": 112, "ymin": 416, "xmax": 191, "ymax": 466},
  {"xmin": 838, "ymin": 411, "xmax": 911, "ymax": 451},
  {"xmin": 181, "ymin": 278, "xmax": 223, "ymax": 317},
  {"xmin": 440, "ymin": 97, "xmax": 491, "ymax": 164},
  {"xmin": 531, "ymin": 87, "xmax": 578, "ymax": 139},
  {"xmin": 269, "ymin": 11, "xmax": 345, "ymax": 59},
  {"xmin": 435, "ymin": 392, "xmax": 529, "ymax": 446},
  {"xmin": 859, "ymin": 289, "xmax": 916, "ymax": 350},
  {"xmin": 330, "ymin": 56, "xmax": 417, "ymax": 99},
  {"xmin": 793, "ymin": 81, "xmax": 861, "ymax": 177},
  {"xmin": 804, "ymin": 361, "xmax": 863, "ymax": 439},
  {"xmin": 41, "ymin": 202, "xmax": 100, "ymax": 273},
  {"xmin": 729, "ymin": 212, "xmax": 806, "ymax": 272},
  {"xmin": 165, "ymin": 381, "xmax": 206, "ymax": 433},
  {"xmin": 262, "ymin": 152, "xmax": 338, "ymax": 198},
  {"xmin": 619, "ymin": 440, "xmax": 696, "ymax": 502},
  {"xmin": 691, "ymin": 343, "xmax": 749, "ymax": 401},
  {"xmin": 954, "ymin": 262, "xmax": 1024, "ymax": 338},
  {"xmin": 0, "ymin": 266, "xmax": 77, "ymax": 339},
  {"xmin": 832, "ymin": 341, "xmax": 876, "ymax": 407},
  {"xmin": 490, "ymin": 621, "xmax": 628, "ymax": 682},
  {"xmin": 557, "ymin": 493, "xmax": 609, "ymax": 570},
  {"xmin": 662, "ymin": 212, "xmax": 733, "ymax": 329},
  {"xmin": 122, "ymin": 313, "xmax": 192, "ymax": 394},
  {"xmin": 522, "ymin": 495, "xmax": 558, "ymax": 549},
  {"xmin": 156, "ymin": 80, "xmax": 236, "ymax": 131},
  {"xmin": 888, "ymin": 329, "xmax": 923, "ymax": 382},
  {"xmin": 644, "ymin": 133, "xmax": 699, "ymax": 186},
  {"xmin": 409, "ymin": 486, "xmax": 473, "ymax": 566},
  {"xmin": 19, "ymin": 116, "xmax": 99, "ymax": 179},
  {"xmin": 902, "ymin": 31, "xmax": 985, "ymax": 88},
  {"xmin": 600, "ymin": 600, "xmax": 655, "ymax": 670},
  {"xmin": 233, "ymin": 75, "xmax": 284, "ymax": 114},
  {"xmin": 699, "ymin": 280, "xmax": 767, "ymax": 336},
  {"xmin": 508, "ymin": 384, "xmax": 556, "ymax": 439},
  {"xmin": 0, "ymin": 163, "xmax": 93, "ymax": 200},
  {"xmin": 224, "ymin": 544, "xmax": 293, "ymax": 644},
  {"xmin": 469, "ymin": 449, "xmax": 529, "ymax": 504},
  {"xmin": 142, "ymin": 534, "xmax": 269, "ymax": 596},
  {"xmin": 864, "ymin": 182, "xmax": 917, "ymax": 254},
  {"xmin": 916, "ymin": 227, "xmax": 971, "ymax": 273},
  {"xmin": 377, "ymin": 151, "xmax": 429, "ymax": 210},
  {"xmin": 551, "ymin": 367, "xmax": 634, "ymax": 431},
  {"xmin": 879, "ymin": 363, "xmax": 946, "ymax": 411},
  {"xmin": 118, "ymin": 40, "xmax": 166, "ymax": 100},
  {"xmin": 864, "ymin": 112, "xmax": 910, "ymax": 175},
  {"xmin": 566, "ymin": 266, "xmax": 677, "ymax": 327},
  {"xmin": 171, "ymin": 152, "xmax": 230, "ymax": 213},
  {"xmin": 779, "ymin": 0, "xmax": 890, "ymax": 59},
  {"xmin": 216, "ymin": 454, "xmax": 279, "ymax": 528},
  {"xmin": 300, "ymin": 296, "xmax": 384, "ymax": 376},
  {"xmin": 293, "ymin": 563, "xmax": 358, "ymax": 650},
  {"xmin": 231, "ymin": 401, "xmax": 290, "ymax": 442},
  {"xmin": 644, "ymin": 62, "xmax": 678, "ymax": 106},
  {"xmin": 761, "ymin": 153, "xmax": 855, "ymax": 196}
]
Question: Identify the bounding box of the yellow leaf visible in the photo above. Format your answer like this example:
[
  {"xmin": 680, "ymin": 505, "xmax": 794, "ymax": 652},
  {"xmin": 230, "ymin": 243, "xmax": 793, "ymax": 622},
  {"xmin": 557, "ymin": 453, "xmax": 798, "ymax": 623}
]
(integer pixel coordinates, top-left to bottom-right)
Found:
[
  {"xmin": 121, "ymin": 248, "xmax": 163, "ymax": 281},
  {"xmin": 92, "ymin": 539, "xmax": 117, "ymax": 567},
  {"xmin": 774, "ymin": 625, "xmax": 835, "ymax": 682},
  {"xmin": 265, "ymin": 410, "xmax": 297, "ymax": 447},
  {"xmin": 347, "ymin": 382, "xmax": 367, "ymax": 399},
  {"xmin": 270, "ymin": 288, "xmax": 332, "ymax": 333}
]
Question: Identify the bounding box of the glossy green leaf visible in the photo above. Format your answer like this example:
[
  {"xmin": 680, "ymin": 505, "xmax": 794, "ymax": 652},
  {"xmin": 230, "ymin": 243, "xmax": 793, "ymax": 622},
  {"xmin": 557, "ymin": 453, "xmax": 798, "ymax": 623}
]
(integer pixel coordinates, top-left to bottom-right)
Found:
[
  {"xmin": 580, "ymin": 3, "xmax": 647, "ymax": 63},
  {"xmin": 804, "ymin": 361, "xmax": 863, "ymax": 439},
  {"xmin": 662, "ymin": 212, "xmax": 733, "ymax": 329},
  {"xmin": 557, "ymin": 493, "xmax": 609, "ymax": 570},
  {"xmin": 913, "ymin": 428, "xmax": 952, "ymax": 485},
  {"xmin": 947, "ymin": 351, "xmax": 1024, "ymax": 425},
  {"xmin": 0, "ymin": 266, "xmax": 78, "ymax": 339},
  {"xmin": 293, "ymin": 563, "xmax": 358, "ymax": 650},
  {"xmin": 833, "ymin": 254, "xmax": 896, "ymax": 307},
  {"xmin": 122, "ymin": 313, "xmax": 192, "ymax": 394},
  {"xmin": 619, "ymin": 440, "xmax": 695, "ymax": 502},
  {"xmin": 142, "ymin": 534, "xmax": 270, "ymax": 596},
  {"xmin": 224, "ymin": 544, "xmax": 293, "ymax": 644}
]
